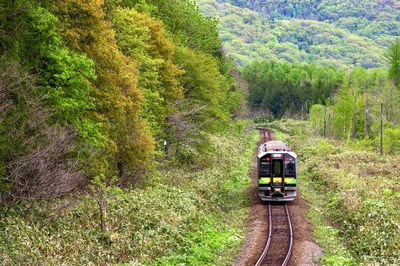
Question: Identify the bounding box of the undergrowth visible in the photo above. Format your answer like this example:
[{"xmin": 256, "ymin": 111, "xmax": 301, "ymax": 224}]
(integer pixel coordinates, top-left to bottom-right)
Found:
[{"xmin": 0, "ymin": 120, "xmax": 258, "ymax": 265}]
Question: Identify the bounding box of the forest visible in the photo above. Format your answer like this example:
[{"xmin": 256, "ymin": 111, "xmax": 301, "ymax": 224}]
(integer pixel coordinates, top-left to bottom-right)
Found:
[
  {"xmin": 243, "ymin": 61, "xmax": 343, "ymax": 116},
  {"xmin": 199, "ymin": 0, "xmax": 399, "ymax": 68},
  {"xmin": 0, "ymin": 0, "xmax": 244, "ymax": 202}
]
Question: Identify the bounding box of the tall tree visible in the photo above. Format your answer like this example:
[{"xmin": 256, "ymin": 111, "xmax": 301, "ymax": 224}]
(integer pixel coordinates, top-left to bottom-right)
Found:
[
  {"xmin": 110, "ymin": 6, "xmax": 183, "ymax": 136},
  {"xmin": 384, "ymin": 38, "xmax": 400, "ymax": 89}
]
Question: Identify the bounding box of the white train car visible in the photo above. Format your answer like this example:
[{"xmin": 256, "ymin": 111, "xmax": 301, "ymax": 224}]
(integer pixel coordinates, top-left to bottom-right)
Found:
[{"xmin": 257, "ymin": 141, "xmax": 297, "ymax": 201}]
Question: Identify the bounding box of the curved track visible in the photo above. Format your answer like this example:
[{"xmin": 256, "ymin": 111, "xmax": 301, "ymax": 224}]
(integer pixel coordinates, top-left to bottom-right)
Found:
[
  {"xmin": 254, "ymin": 203, "xmax": 293, "ymax": 266},
  {"xmin": 255, "ymin": 203, "xmax": 293, "ymax": 266},
  {"xmin": 254, "ymin": 127, "xmax": 294, "ymax": 266}
]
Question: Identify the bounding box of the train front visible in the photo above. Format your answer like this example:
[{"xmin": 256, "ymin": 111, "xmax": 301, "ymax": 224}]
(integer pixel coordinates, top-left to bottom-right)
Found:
[{"xmin": 257, "ymin": 141, "xmax": 297, "ymax": 201}]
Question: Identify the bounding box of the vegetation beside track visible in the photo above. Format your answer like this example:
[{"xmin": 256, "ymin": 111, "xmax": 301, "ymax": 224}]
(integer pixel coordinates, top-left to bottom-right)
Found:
[
  {"xmin": 258, "ymin": 119, "xmax": 400, "ymax": 265},
  {"xmin": 0, "ymin": 121, "xmax": 257, "ymax": 265}
]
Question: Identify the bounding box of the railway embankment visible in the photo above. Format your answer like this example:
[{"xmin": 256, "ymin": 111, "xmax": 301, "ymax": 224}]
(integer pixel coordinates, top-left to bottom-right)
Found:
[{"xmin": 262, "ymin": 119, "xmax": 400, "ymax": 265}]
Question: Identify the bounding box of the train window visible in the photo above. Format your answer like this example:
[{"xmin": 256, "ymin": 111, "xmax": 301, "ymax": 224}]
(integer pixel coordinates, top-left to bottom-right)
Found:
[
  {"xmin": 287, "ymin": 162, "xmax": 295, "ymax": 171},
  {"xmin": 259, "ymin": 161, "xmax": 270, "ymax": 173},
  {"xmin": 284, "ymin": 161, "xmax": 296, "ymax": 177}
]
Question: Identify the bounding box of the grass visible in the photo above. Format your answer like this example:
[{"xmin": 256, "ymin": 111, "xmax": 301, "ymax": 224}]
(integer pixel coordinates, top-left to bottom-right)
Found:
[
  {"xmin": 262, "ymin": 119, "xmax": 400, "ymax": 265},
  {"xmin": 0, "ymin": 121, "xmax": 258, "ymax": 265}
]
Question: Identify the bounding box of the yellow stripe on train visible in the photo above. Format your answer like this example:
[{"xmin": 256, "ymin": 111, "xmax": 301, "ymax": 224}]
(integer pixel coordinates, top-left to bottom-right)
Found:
[{"xmin": 258, "ymin": 177, "xmax": 296, "ymax": 185}]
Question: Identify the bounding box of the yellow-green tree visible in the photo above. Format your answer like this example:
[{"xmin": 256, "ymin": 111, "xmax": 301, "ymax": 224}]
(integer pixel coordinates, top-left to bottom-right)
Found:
[
  {"xmin": 52, "ymin": 0, "xmax": 154, "ymax": 181},
  {"xmin": 174, "ymin": 46, "xmax": 229, "ymax": 131},
  {"xmin": 110, "ymin": 7, "xmax": 183, "ymax": 136}
]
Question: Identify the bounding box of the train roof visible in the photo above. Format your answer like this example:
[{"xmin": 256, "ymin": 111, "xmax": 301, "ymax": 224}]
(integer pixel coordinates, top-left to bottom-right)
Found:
[
  {"xmin": 257, "ymin": 141, "xmax": 296, "ymax": 159},
  {"xmin": 260, "ymin": 141, "xmax": 292, "ymax": 152}
]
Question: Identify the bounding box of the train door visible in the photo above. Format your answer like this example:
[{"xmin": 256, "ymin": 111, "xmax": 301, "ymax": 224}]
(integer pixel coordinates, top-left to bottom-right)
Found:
[{"xmin": 272, "ymin": 159, "xmax": 284, "ymax": 188}]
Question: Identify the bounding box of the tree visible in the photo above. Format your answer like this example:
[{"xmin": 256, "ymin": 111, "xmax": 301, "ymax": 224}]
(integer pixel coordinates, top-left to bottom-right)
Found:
[
  {"xmin": 110, "ymin": 6, "xmax": 183, "ymax": 136},
  {"xmin": 383, "ymin": 38, "xmax": 400, "ymax": 89}
]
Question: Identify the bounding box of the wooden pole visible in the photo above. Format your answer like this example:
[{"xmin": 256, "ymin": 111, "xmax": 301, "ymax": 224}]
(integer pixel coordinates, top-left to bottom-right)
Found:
[
  {"xmin": 380, "ymin": 103, "xmax": 384, "ymax": 157},
  {"xmin": 352, "ymin": 100, "xmax": 357, "ymax": 139},
  {"xmin": 364, "ymin": 97, "xmax": 369, "ymax": 137},
  {"xmin": 323, "ymin": 106, "xmax": 327, "ymax": 138},
  {"xmin": 329, "ymin": 112, "xmax": 332, "ymax": 138},
  {"xmin": 305, "ymin": 101, "xmax": 308, "ymax": 116},
  {"xmin": 98, "ymin": 194, "xmax": 108, "ymax": 233},
  {"xmin": 342, "ymin": 114, "xmax": 346, "ymax": 138}
]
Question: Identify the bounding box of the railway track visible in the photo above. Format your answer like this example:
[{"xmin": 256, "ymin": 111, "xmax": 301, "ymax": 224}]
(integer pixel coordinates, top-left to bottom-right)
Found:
[
  {"xmin": 255, "ymin": 203, "xmax": 293, "ymax": 266},
  {"xmin": 252, "ymin": 127, "xmax": 294, "ymax": 266},
  {"xmin": 257, "ymin": 127, "xmax": 271, "ymax": 143}
]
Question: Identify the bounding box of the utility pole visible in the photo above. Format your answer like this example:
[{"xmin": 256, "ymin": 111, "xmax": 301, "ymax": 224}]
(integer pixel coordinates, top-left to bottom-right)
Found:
[
  {"xmin": 328, "ymin": 112, "xmax": 332, "ymax": 138},
  {"xmin": 305, "ymin": 101, "xmax": 308, "ymax": 117},
  {"xmin": 380, "ymin": 103, "xmax": 384, "ymax": 158},
  {"xmin": 352, "ymin": 100, "xmax": 357, "ymax": 139},
  {"xmin": 323, "ymin": 106, "xmax": 327, "ymax": 138},
  {"xmin": 164, "ymin": 140, "xmax": 168, "ymax": 160},
  {"xmin": 364, "ymin": 97, "xmax": 369, "ymax": 137},
  {"xmin": 342, "ymin": 114, "xmax": 346, "ymax": 139}
]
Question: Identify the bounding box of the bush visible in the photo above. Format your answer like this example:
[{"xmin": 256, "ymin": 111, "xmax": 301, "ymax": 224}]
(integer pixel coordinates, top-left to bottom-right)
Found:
[{"xmin": 382, "ymin": 127, "xmax": 400, "ymax": 155}]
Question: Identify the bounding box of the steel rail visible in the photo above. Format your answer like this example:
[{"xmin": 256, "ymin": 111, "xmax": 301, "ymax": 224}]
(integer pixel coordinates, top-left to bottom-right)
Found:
[
  {"xmin": 282, "ymin": 203, "xmax": 293, "ymax": 266},
  {"xmin": 254, "ymin": 203, "xmax": 293, "ymax": 266},
  {"xmin": 254, "ymin": 203, "xmax": 272, "ymax": 266}
]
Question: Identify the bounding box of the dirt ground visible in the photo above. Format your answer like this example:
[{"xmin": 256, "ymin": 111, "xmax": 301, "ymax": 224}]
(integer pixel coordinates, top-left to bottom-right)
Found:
[{"xmin": 234, "ymin": 130, "xmax": 322, "ymax": 266}]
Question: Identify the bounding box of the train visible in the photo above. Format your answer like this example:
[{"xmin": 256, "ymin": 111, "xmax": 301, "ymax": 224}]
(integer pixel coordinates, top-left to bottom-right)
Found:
[{"xmin": 257, "ymin": 140, "xmax": 297, "ymax": 201}]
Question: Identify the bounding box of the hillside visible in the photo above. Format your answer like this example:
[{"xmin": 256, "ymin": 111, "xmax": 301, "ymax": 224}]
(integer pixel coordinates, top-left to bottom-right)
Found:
[
  {"xmin": 225, "ymin": 0, "xmax": 399, "ymax": 45},
  {"xmin": 199, "ymin": 0, "xmax": 399, "ymax": 68}
]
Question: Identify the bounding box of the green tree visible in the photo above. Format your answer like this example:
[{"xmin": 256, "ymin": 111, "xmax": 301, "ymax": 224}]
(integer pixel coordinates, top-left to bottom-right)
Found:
[
  {"xmin": 384, "ymin": 38, "xmax": 400, "ymax": 89},
  {"xmin": 110, "ymin": 6, "xmax": 183, "ymax": 136}
]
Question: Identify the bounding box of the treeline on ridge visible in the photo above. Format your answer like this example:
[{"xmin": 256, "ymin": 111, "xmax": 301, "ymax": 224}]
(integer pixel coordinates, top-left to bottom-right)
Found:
[{"xmin": 0, "ymin": 0, "xmax": 244, "ymax": 202}]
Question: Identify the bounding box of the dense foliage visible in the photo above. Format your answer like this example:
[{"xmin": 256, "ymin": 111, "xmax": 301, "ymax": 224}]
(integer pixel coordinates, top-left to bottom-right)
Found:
[
  {"xmin": 199, "ymin": 0, "xmax": 399, "ymax": 68},
  {"xmin": 243, "ymin": 61, "xmax": 343, "ymax": 116},
  {"xmin": 0, "ymin": 0, "xmax": 244, "ymax": 200}
]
